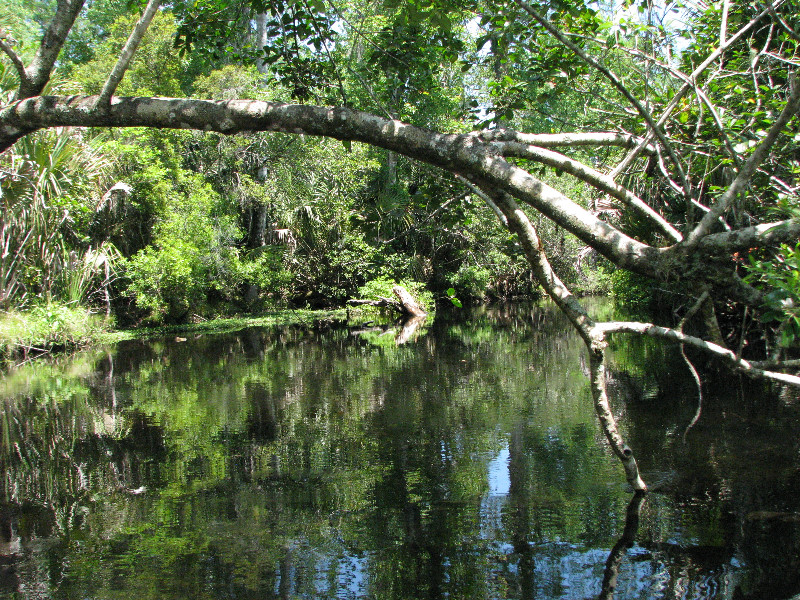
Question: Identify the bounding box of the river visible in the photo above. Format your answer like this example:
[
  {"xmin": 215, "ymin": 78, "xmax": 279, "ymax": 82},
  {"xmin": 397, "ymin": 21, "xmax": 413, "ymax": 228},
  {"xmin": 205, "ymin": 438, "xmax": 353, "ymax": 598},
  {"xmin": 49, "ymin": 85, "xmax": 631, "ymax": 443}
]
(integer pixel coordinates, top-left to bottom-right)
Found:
[{"xmin": 1, "ymin": 300, "xmax": 799, "ymax": 599}]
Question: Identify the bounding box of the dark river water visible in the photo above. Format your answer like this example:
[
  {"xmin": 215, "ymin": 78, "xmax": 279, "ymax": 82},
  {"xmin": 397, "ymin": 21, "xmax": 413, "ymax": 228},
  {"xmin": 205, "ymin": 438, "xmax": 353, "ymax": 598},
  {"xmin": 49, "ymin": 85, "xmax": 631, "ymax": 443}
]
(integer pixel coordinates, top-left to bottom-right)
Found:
[{"xmin": 2, "ymin": 301, "xmax": 800, "ymax": 599}]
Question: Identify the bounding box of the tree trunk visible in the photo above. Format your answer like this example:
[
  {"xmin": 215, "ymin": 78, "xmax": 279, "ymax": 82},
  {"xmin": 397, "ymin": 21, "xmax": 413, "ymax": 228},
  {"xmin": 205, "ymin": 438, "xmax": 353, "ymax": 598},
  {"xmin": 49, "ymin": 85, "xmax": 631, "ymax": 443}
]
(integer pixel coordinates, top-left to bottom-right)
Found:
[{"xmin": 392, "ymin": 285, "xmax": 426, "ymax": 317}]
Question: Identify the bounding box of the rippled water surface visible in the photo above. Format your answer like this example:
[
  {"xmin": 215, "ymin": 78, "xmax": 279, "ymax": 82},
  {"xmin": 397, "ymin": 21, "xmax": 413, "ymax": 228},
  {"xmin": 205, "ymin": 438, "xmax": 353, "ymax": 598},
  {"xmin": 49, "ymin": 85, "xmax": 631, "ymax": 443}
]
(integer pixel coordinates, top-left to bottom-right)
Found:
[{"xmin": 2, "ymin": 301, "xmax": 800, "ymax": 599}]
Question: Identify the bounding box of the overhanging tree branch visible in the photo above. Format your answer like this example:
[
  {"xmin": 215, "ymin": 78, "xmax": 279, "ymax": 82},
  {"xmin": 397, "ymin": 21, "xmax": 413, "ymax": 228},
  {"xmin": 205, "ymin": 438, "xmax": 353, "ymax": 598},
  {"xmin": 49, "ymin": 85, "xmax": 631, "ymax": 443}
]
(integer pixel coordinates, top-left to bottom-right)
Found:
[
  {"xmin": 488, "ymin": 189, "xmax": 647, "ymax": 490},
  {"xmin": 595, "ymin": 321, "xmax": 800, "ymax": 386},
  {"xmin": 0, "ymin": 94, "xmax": 663, "ymax": 277},
  {"xmin": 496, "ymin": 142, "xmax": 683, "ymax": 243}
]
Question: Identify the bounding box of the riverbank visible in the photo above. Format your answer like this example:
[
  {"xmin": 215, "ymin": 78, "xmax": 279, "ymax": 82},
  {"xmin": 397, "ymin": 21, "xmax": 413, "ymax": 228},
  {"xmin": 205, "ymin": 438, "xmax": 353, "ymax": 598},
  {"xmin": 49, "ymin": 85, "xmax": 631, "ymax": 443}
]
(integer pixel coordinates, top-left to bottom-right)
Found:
[{"xmin": 0, "ymin": 304, "xmax": 350, "ymax": 365}]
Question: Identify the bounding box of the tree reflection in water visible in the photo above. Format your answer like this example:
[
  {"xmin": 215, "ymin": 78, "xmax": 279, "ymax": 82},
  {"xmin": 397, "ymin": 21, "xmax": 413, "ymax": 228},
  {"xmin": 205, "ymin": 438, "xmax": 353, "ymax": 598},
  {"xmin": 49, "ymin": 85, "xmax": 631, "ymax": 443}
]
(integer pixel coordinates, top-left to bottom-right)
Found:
[
  {"xmin": 599, "ymin": 492, "xmax": 647, "ymax": 600},
  {"xmin": 1, "ymin": 302, "xmax": 800, "ymax": 599}
]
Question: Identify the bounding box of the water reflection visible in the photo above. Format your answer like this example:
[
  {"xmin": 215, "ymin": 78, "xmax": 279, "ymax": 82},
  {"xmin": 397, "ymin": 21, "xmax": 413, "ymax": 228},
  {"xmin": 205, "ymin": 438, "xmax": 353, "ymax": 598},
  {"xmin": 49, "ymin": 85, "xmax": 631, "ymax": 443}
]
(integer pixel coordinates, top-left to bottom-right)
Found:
[{"xmin": 1, "ymin": 301, "xmax": 800, "ymax": 599}]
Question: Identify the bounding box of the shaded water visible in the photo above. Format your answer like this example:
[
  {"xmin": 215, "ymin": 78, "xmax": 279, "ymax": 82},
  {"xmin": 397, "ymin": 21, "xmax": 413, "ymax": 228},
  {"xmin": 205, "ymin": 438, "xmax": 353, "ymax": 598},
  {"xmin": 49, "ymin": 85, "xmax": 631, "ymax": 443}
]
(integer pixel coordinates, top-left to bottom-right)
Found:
[{"xmin": 2, "ymin": 301, "xmax": 800, "ymax": 599}]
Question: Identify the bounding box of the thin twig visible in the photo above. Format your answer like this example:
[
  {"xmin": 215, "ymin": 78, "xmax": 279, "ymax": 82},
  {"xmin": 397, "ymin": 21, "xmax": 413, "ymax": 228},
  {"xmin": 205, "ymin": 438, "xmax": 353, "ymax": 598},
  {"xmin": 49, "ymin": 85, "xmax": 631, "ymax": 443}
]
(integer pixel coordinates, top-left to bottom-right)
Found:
[
  {"xmin": 610, "ymin": 4, "xmax": 782, "ymax": 179},
  {"xmin": 513, "ymin": 0, "xmax": 694, "ymax": 208},
  {"xmin": 768, "ymin": 0, "xmax": 800, "ymax": 43}
]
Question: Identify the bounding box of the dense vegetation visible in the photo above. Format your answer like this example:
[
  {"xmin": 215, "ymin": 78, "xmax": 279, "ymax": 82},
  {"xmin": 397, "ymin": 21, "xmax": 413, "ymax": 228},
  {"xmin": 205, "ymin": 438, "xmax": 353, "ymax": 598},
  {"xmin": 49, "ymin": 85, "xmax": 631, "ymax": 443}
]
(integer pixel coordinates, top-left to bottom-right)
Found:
[
  {"xmin": 2, "ymin": 0, "xmax": 800, "ymax": 486},
  {"xmin": 0, "ymin": 1, "xmax": 794, "ymax": 332},
  {"xmin": 1, "ymin": 0, "xmax": 557, "ymax": 340}
]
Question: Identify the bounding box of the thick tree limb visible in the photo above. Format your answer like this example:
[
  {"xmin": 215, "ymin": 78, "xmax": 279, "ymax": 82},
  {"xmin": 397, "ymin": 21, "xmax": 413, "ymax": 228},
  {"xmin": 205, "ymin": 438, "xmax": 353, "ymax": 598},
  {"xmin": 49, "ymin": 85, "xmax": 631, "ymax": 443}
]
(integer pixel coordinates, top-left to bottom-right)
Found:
[
  {"xmin": 497, "ymin": 143, "xmax": 682, "ymax": 243},
  {"xmin": 97, "ymin": 0, "xmax": 161, "ymax": 107},
  {"xmin": 0, "ymin": 95, "xmax": 663, "ymax": 277},
  {"xmin": 17, "ymin": 0, "xmax": 86, "ymax": 100},
  {"xmin": 347, "ymin": 286, "xmax": 426, "ymax": 317},
  {"xmin": 693, "ymin": 219, "xmax": 800, "ymax": 256},
  {"xmin": 2, "ymin": 94, "xmax": 786, "ymax": 306},
  {"xmin": 348, "ymin": 297, "xmax": 403, "ymax": 312}
]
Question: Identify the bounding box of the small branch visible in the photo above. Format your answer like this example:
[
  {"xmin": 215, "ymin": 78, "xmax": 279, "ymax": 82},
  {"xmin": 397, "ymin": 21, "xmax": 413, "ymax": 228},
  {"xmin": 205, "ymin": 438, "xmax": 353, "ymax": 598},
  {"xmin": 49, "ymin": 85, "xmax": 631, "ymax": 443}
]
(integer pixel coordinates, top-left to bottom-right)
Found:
[
  {"xmin": 490, "ymin": 189, "xmax": 595, "ymax": 340},
  {"xmin": 610, "ymin": 4, "xmax": 780, "ymax": 178},
  {"xmin": 720, "ymin": 0, "xmax": 730, "ymax": 46},
  {"xmin": 477, "ymin": 130, "xmax": 654, "ymax": 151},
  {"xmin": 97, "ymin": 0, "xmax": 161, "ymax": 107},
  {"xmin": 680, "ymin": 342, "xmax": 704, "ymax": 442},
  {"xmin": 487, "ymin": 189, "xmax": 646, "ymax": 490},
  {"xmin": 685, "ymin": 72, "xmax": 800, "ymax": 246},
  {"xmin": 0, "ymin": 31, "xmax": 28, "ymax": 88},
  {"xmin": 513, "ymin": 0, "xmax": 694, "ymax": 207},
  {"xmin": 456, "ymin": 175, "xmax": 507, "ymax": 227},
  {"xmin": 678, "ymin": 291, "xmax": 709, "ymax": 441},
  {"xmin": 611, "ymin": 44, "xmax": 742, "ymax": 170},
  {"xmin": 768, "ymin": 1, "xmax": 800, "ymax": 43},
  {"xmin": 749, "ymin": 358, "xmax": 800, "ymax": 369}
]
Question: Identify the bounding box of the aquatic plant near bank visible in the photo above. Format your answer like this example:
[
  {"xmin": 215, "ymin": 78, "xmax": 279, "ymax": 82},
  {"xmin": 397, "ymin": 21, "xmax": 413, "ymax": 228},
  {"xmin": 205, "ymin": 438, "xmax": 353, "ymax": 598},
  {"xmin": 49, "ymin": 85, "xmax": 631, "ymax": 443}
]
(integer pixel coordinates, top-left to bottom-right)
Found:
[{"xmin": 0, "ymin": 303, "xmax": 113, "ymax": 361}]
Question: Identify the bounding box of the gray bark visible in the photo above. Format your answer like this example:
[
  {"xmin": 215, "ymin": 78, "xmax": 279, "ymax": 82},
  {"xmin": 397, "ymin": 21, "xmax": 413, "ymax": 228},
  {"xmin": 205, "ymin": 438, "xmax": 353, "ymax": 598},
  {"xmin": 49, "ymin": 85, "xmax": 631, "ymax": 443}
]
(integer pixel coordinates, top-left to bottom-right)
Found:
[
  {"xmin": 17, "ymin": 0, "xmax": 86, "ymax": 100},
  {"xmin": 97, "ymin": 0, "xmax": 162, "ymax": 107}
]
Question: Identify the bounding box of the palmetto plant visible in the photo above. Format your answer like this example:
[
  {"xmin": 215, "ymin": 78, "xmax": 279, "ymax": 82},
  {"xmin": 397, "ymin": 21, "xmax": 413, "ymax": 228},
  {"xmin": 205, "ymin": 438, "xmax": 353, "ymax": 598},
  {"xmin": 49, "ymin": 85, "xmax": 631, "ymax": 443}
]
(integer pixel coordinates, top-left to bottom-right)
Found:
[{"xmin": 0, "ymin": 125, "xmax": 114, "ymax": 308}]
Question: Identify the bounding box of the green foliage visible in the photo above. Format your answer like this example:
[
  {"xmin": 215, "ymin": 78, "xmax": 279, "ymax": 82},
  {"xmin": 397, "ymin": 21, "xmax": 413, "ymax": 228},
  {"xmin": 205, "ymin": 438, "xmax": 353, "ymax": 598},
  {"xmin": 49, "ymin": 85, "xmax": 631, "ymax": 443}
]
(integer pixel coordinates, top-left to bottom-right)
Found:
[
  {"xmin": 174, "ymin": 0, "xmax": 338, "ymax": 101},
  {"xmin": 745, "ymin": 242, "xmax": 800, "ymax": 347},
  {"xmin": 0, "ymin": 302, "xmax": 112, "ymax": 359},
  {"xmin": 0, "ymin": 126, "xmax": 114, "ymax": 307},
  {"xmin": 452, "ymin": 264, "xmax": 491, "ymax": 299},
  {"xmin": 609, "ymin": 269, "xmax": 654, "ymax": 316},
  {"xmin": 445, "ymin": 287, "xmax": 462, "ymax": 308},
  {"xmin": 125, "ymin": 240, "xmax": 207, "ymax": 322},
  {"xmin": 123, "ymin": 166, "xmax": 243, "ymax": 323},
  {"xmin": 69, "ymin": 12, "xmax": 192, "ymax": 97}
]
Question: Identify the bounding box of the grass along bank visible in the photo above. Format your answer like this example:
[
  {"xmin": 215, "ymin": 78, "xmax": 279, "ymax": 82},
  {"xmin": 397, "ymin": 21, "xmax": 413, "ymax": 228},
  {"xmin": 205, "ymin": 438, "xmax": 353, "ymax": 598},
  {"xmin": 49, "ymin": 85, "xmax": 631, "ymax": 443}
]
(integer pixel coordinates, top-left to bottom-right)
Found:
[
  {"xmin": 0, "ymin": 303, "xmax": 114, "ymax": 362},
  {"xmin": 0, "ymin": 303, "xmax": 354, "ymax": 364}
]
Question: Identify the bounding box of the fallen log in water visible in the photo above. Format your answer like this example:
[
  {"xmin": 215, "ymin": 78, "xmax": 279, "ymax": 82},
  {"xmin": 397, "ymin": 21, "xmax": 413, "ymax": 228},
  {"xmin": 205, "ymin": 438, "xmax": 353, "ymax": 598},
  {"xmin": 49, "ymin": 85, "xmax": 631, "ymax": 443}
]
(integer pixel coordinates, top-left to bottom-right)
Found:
[{"xmin": 347, "ymin": 285, "xmax": 427, "ymax": 318}]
